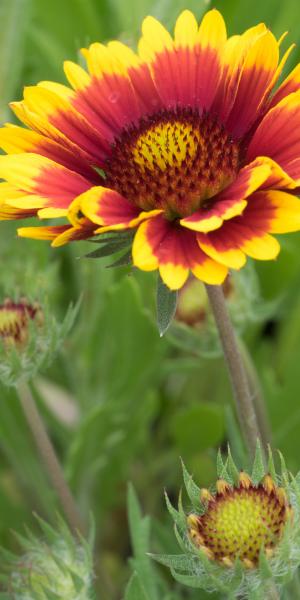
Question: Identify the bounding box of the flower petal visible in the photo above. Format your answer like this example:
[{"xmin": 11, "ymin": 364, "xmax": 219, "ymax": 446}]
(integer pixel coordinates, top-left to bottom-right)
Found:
[
  {"xmin": 243, "ymin": 190, "xmax": 300, "ymax": 233},
  {"xmin": 138, "ymin": 9, "xmax": 226, "ymax": 110},
  {"xmin": 17, "ymin": 224, "xmax": 70, "ymax": 241},
  {"xmin": 132, "ymin": 215, "xmax": 227, "ymax": 289},
  {"xmin": 226, "ymin": 30, "xmax": 279, "ymax": 136},
  {"xmin": 199, "ymin": 215, "xmax": 280, "ymax": 262},
  {"xmin": 0, "ymin": 153, "xmax": 91, "ymax": 215},
  {"xmin": 269, "ymin": 63, "xmax": 300, "ymax": 109},
  {"xmin": 12, "ymin": 85, "xmax": 110, "ymax": 164},
  {"xmin": 247, "ymin": 91, "xmax": 300, "ymax": 181},
  {"xmin": 0, "ymin": 123, "xmax": 99, "ymax": 183},
  {"xmin": 78, "ymin": 185, "xmax": 162, "ymax": 232},
  {"xmin": 180, "ymin": 159, "xmax": 270, "ymax": 233}
]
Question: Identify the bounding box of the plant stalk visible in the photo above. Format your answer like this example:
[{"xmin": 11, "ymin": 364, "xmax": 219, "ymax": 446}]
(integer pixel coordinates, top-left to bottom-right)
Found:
[
  {"xmin": 205, "ymin": 284, "xmax": 263, "ymax": 457},
  {"xmin": 17, "ymin": 379, "xmax": 86, "ymax": 537}
]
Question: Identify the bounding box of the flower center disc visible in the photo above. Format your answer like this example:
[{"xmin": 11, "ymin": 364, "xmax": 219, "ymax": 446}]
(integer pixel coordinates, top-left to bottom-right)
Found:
[
  {"xmin": 198, "ymin": 484, "xmax": 288, "ymax": 563},
  {"xmin": 105, "ymin": 108, "xmax": 240, "ymax": 218}
]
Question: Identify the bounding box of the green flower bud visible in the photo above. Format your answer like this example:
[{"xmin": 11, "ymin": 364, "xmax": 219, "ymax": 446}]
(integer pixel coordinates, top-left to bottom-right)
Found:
[{"xmin": 3, "ymin": 517, "xmax": 95, "ymax": 599}]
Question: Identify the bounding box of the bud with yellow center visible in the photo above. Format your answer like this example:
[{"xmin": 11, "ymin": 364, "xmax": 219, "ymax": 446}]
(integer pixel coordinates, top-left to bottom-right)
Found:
[
  {"xmin": 0, "ymin": 295, "xmax": 78, "ymax": 387},
  {"xmin": 153, "ymin": 444, "xmax": 300, "ymax": 598}
]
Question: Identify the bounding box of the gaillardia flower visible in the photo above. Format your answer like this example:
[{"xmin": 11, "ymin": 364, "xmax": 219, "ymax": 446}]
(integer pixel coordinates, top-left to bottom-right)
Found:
[{"xmin": 1, "ymin": 9, "xmax": 300, "ymax": 288}]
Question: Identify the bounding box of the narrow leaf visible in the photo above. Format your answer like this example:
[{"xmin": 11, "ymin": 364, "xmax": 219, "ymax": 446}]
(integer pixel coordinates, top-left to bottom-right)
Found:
[
  {"xmin": 107, "ymin": 249, "xmax": 132, "ymax": 268},
  {"xmin": 156, "ymin": 275, "xmax": 178, "ymax": 337},
  {"xmin": 83, "ymin": 238, "xmax": 131, "ymax": 259}
]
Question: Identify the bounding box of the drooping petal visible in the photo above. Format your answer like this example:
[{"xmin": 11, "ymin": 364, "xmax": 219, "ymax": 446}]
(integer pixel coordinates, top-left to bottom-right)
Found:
[
  {"xmin": 247, "ymin": 91, "xmax": 300, "ymax": 181},
  {"xmin": 242, "ymin": 190, "xmax": 300, "ymax": 233},
  {"xmin": 18, "ymin": 224, "xmax": 70, "ymax": 240},
  {"xmin": 78, "ymin": 185, "xmax": 162, "ymax": 232},
  {"xmin": 180, "ymin": 159, "xmax": 271, "ymax": 233},
  {"xmin": 198, "ymin": 208, "xmax": 280, "ymax": 264},
  {"xmin": 132, "ymin": 215, "xmax": 228, "ymax": 289}
]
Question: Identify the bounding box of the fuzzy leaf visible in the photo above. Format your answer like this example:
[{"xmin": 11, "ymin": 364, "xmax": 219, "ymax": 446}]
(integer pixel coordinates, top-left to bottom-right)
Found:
[{"xmin": 156, "ymin": 275, "xmax": 178, "ymax": 336}]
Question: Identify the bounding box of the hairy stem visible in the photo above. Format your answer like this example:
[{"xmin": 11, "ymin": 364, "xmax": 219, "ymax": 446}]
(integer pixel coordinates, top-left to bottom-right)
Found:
[
  {"xmin": 18, "ymin": 379, "xmax": 86, "ymax": 537},
  {"xmin": 239, "ymin": 339, "xmax": 272, "ymax": 451},
  {"xmin": 205, "ymin": 284, "xmax": 263, "ymax": 457}
]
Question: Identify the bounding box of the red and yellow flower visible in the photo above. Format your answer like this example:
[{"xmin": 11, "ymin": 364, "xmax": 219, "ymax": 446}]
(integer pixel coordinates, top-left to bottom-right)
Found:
[{"xmin": 1, "ymin": 9, "xmax": 300, "ymax": 288}]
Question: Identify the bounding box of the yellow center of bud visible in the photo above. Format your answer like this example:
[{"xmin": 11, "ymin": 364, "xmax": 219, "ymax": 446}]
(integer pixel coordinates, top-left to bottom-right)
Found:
[{"xmin": 189, "ymin": 475, "xmax": 291, "ymax": 566}]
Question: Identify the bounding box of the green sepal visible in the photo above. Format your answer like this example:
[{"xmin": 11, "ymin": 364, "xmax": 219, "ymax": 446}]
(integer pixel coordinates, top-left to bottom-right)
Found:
[
  {"xmin": 164, "ymin": 491, "xmax": 186, "ymax": 531},
  {"xmin": 227, "ymin": 446, "xmax": 240, "ymax": 485},
  {"xmin": 267, "ymin": 445, "xmax": 277, "ymax": 482},
  {"xmin": 181, "ymin": 460, "xmax": 202, "ymax": 512},
  {"xmin": 251, "ymin": 440, "xmax": 265, "ymax": 485}
]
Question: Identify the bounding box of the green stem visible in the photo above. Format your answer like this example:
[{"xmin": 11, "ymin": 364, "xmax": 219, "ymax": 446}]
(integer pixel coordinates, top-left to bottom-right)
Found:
[
  {"xmin": 205, "ymin": 284, "xmax": 262, "ymax": 458},
  {"xmin": 238, "ymin": 339, "xmax": 272, "ymax": 451},
  {"xmin": 17, "ymin": 379, "xmax": 86, "ymax": 537}
]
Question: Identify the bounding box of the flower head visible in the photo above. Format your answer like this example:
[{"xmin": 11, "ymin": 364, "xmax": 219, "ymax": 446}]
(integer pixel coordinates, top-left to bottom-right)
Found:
[
  {"xmin": 2, "ymin": 10, "xmax": 300, "ymax": 288},
  {"xmin": 153, "ymin": 445, "xmax": 300, "ymax": 596}
]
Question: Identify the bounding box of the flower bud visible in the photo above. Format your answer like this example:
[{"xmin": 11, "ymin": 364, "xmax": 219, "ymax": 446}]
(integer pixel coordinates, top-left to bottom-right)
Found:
[
  {"xmin": 153, "ymin": 444, "xmax": 300, "ymax": 597},
  {"xmin": 3, "ymin": 517, "xmax": 95, "ymax": 599},
  {"xmin": 0, "ymin": 295, "xmax": 78, "ymax": 387}
]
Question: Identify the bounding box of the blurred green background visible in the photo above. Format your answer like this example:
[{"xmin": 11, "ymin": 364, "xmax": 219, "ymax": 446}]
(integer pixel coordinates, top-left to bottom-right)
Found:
[{"xmin": 1, "ymin": 0, "xmax": 300, "ymax": 597}]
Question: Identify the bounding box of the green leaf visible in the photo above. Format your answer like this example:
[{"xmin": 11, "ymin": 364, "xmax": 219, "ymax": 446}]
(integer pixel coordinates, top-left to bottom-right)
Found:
[
  {"xmin": 127, "ymin": 484, "xmax": 158, "ymax": 600},
  {"xmin": 124, "ymin": 573, "xmax": 150, "ymax": 600},
  {"xmin": 83, "ymin": 237, "xmax": 131, "ymax": 259},
  {"xmin": 107, "ymin": 249, "xmax": 132, "ymax": 268},
  {"xmin": 156, "ymin": 274, "xmax": 178, "ymax": 336}
]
